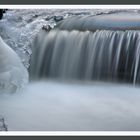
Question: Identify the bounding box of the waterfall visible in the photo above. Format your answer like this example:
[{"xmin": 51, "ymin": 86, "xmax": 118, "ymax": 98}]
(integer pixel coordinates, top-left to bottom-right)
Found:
[
  {"xmin": 29, "ymin": 12, "xmax": 140, "ymax": 84},
  {"xmin": 29, "ymin": 29, "xmax": 140, "ymax": 84},
  {"xmin": 56, "ymin": 12, "xmax": 140, "ymax": 31}
]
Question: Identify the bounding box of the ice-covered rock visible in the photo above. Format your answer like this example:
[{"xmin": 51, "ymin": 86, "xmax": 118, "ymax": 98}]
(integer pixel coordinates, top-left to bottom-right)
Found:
[
  {"xmin": 0, "ymin": 36, "xmax": 28, "ymax": 93},
  {"xmin": 0, "ymin": 116, "xmax": 8, "ymax": 131}
]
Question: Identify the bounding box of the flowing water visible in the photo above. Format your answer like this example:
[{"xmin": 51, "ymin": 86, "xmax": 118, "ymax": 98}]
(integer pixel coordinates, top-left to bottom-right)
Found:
[{"xmin": 30, "ymin": 29, "xmax": 140, "ymax": 85}]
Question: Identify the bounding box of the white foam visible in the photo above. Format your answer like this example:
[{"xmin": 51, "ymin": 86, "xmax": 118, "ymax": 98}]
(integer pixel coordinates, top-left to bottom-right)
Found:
[{"xmin": 0, "ymin": 80, "xmax": 140, "ymax": 131}]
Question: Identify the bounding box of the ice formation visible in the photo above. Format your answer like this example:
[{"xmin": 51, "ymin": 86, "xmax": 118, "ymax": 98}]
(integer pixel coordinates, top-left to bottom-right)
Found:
[{"xmin": 0, "ymin": 36, "xmax": 28, "ymax": 93}]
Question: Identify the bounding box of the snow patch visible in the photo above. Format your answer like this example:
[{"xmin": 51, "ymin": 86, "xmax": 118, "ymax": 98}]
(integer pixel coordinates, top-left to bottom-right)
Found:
[{"xmin": 0, "ymin": 36, "xmax": 28, "ymax": 93}]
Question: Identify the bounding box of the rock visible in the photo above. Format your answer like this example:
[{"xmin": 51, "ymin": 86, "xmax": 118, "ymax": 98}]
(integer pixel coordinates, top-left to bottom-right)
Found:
[
  {"xmin": 53, "ymin": 16, "xmax": 64, "ymax": 22},
  {"xmin": 45, "ymin": 16, "xmax": 53, "ymax": 21},
  {"xmin": 0, "ymin": 117, "xmax": 8, "ymax": 131},
  {"xmin": 42, "ymin": 25, "xmax": 52, "ymax": 32},
  {"xmin": 0, "ymin": 9, "xmax": 3, "ymax": 20}
]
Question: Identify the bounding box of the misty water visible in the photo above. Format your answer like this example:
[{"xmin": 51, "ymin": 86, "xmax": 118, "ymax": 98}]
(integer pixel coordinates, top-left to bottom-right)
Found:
[
  {"xmin": 1, "ymin": 9, "xmax": 140, "ymax": 131},
  {"xmin": 1, "ymin": 80, "xmax": 140, "ymax": 131}
]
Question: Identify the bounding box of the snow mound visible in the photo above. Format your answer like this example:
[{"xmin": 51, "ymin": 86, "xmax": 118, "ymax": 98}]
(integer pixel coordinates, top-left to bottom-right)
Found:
[{"xmin": 0, "ymin": 36, "xmax": 28, "ymax": 93}]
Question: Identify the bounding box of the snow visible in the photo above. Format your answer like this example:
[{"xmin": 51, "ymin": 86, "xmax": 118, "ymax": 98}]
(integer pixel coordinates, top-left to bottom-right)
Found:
[{"xmin": 0, "ymin": 36, "xmax": 28, "ymax": 94}]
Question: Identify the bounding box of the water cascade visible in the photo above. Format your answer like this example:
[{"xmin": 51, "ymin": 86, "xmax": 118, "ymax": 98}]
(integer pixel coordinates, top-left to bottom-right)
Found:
[{"xmin": 30, "ymin": 12, "xmax": 140, "ymax": 84}]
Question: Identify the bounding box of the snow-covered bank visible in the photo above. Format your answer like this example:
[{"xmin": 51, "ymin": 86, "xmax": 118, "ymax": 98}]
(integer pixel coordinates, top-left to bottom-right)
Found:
[
  {"xmin": 0, "ymin": 36, "xmax": 28, "ymax": 94},
  {"xmin": 0, "ymin": 81, "xmax": 140, "ymax": 131}
]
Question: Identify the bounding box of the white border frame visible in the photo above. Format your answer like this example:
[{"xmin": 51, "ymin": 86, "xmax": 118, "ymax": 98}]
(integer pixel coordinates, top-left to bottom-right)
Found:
[
  {"xmin": 0, "ymin": 5, "xmax": 140, "ymax": 9},
  {"xmin": 0, "ymin": 131, "xmax": 140, "ymax": 136},
  {"xmin": 0, "ymin": 5, "xmax": 140, "ymax": 136}
]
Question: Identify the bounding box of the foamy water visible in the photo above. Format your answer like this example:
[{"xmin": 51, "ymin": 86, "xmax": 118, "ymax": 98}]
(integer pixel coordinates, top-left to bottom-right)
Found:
[{"xmin": 0, "ymin": 80, "xmax": 140, "ymax": 131}]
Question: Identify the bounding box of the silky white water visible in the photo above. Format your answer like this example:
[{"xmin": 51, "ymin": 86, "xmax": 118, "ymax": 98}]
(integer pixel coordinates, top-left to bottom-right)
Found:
[
  {"xmin": 30, "ymin": 29, "xmax": 140, "ymax": 85},
  {"xmin": 0, "ymin": 80, "xmax": 140, "ymax": 131}
]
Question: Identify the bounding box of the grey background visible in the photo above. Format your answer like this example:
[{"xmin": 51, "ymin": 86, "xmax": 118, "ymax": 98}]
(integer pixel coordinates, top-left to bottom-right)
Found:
[{"xmin": 0, "ymin": 0, "xmax": 140, "ymax": 4}]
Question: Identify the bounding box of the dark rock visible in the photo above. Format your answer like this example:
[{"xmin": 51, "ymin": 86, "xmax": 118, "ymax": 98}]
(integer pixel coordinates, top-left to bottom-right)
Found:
[
  {"xmin": 2, "ymin": 9, "xmax": 6, "ymax": 13},
  {"xmin": 53, "ymin": 16, "xmax": 64, "ymax": 22},
  {"xmin": 0, "ymin": 9, "xmax": 8, "ymax": 20},
  {"xmin": 45, "ymin": 16, "xmax": 53, "ymax": 21},
  {"xmin": 33, "ymin": 14, "xmax": 38, "ymax": 18},
  {"xmin": 0, "ymin": 117, "xmax": 8, "ymax": 131},
  {"xmin": 42, "ymin": 25, "xmax": 52, "ymax": 32},
  {"xmin": 0, "ymin": 9, "xmax": 3, "ymax": 20},
  {"xmin": 45, "ymin": 16, "xmax": 64, "ymax": 22}
]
